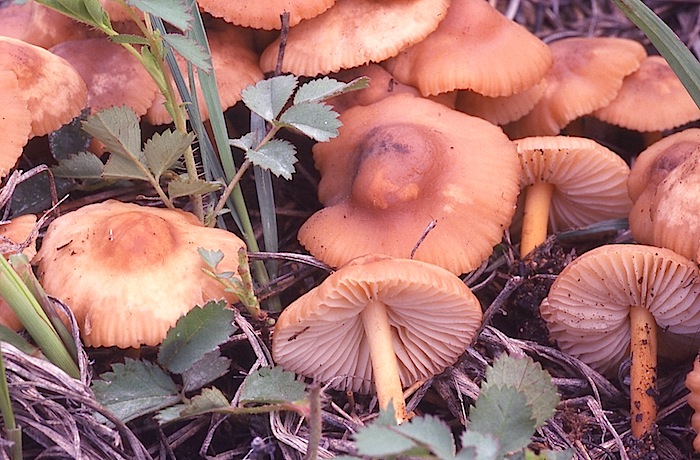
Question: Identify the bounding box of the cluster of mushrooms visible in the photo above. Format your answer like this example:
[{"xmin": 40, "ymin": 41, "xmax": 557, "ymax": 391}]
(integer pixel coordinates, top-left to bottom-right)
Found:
[{"xmin": 1, "ymin": 0, "xmax": 700, "ymax": 447}]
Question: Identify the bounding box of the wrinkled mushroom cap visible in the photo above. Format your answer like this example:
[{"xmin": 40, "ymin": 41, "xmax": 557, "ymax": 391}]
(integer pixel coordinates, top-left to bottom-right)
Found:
[
  {"xmin": 298, "ymin": 94, "xmax": 520, "ymax": 274},
  {"xmin": 0, "ymin": 214, "xmax": 38, "ymax": 331},
  {"xmin": 33, "ymin": 200, "xmax": 246, "ymax": 348},
  {"xmin": 516, "ymin": 136, "xmax": 633, "ymax": 232},
  {"xmin": 541, "ymin": 244, "xmax": 700, "ymax": 376},
  {"xmin": 198, "ymin": 0, "xmax": 336, "ymax": 29},
  {"xmin": 259, "ymin": 0, "xmax": 450, "ymax": 76},
  {"xmin": 273, "ymin": 254, "xmax": 483, "ymax": 393}
]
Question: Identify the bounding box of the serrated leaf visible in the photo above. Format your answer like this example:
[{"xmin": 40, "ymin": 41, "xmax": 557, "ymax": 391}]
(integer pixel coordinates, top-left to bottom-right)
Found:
[
  {"xmin": 246, "ymin": 139, "xmax": 297, "ymax": 180},
  {"xmin": 103, "ymin": 151, "xmax": 150, "ymax": 181},
  {"xmin": 162, "ymin": 33, "xmax": 212, "ymax": 72},
  {"xmin": 229, "ymin": 132, "xmax": 255, "ymax": 152},
  {"xmin": 393, "ymin": 415, "xmax": 456, "ymax": 459},
  {"xmin": 181, "ymin": 349, "xmax": 231, "ymax": 392},
  {"xmin": 180, "ymin": 387, "xmax": 231, "ymax": 417},
  {"xmin": 157, "ymin": 300, "xmax": 235, "ymax": 374},
  {"xmin": 239, "ymin": 367, "xmax": 306, "ymax": 404},
  {"xmin": 483, "ymin": 355, "xmax": 559, "ymax": 428},
  {"xmin": 355, "ymin": 424, "xmax": 426, "ymax": 457},
  {"xmin": 91, "ymin": 359, "xmax": 180, "ymax": 423},
  {"xmin": 143, "ymin": 129, "xmax": 194, "ymax": 179},
  {"xmin": 49, "ymin": 107, "xmax": 91, "ymax": 161},
  {"xmin": 82, "ymin": 106, "xmax": 142, "ymax": 160},
  {"xmin": 458, "ymin": 431, "xmax": 500, "ymax": 460},
  {"xmin": 294, "ymin": 76, "xmax": 371, "ymax": 104},
  {"xmin": 83, "ymin": 0, "xmax": 109, "ymax": 25},
  {"xmin": 37, "ymin": 0, "xmax": 110, "ymax": 29},
  {"xmin": 154, "ymin": 404, "xmax": 187, "ymax": 424},
  {"xmin": 277, "ymin": 102, "xmax": 341, "ymax": 142},
  {"xmin": 109, "ymin": 34, "xmax": 150, "ymax": 45},
  {"xmin": 128, "ymin": 0, "xmax": 192, "ymax": 31},
  {"xmin": 52, "ymin": 152, "xmax": 104, "ymax": 179},
  {"xmin": 536, "ymin": 449, "xmax": 575, "ymax": 460},
  {"xmin": 198, "ymin": 248, "xmax": 224, "ymax": 270},
  {"xmin": 241, "ymin": 75, "xmax": 298, "ymax": 122},
  {"xmin": 168, "ymin": 177, "xmax": 222, "ymax": 199},
  {"xmin": 468, "ymin": 386, "xmax": 536, "ymax": 457}
]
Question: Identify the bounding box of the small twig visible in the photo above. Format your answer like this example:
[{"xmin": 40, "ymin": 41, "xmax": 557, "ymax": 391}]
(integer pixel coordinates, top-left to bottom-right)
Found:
[
  {"xmin": 304, "ymin": 385, "xmax": 322, "ymax": 460},
  {"xmin": 476, "ymin": 275, "xmax": 524, "ymax": 337},
  {"xmin": 274, "ymin": 12, "xmax": 291, "ymax": 76},
  {"xmin": 410, "ymin": 220, "xmax": 437, "ymax": 259}
]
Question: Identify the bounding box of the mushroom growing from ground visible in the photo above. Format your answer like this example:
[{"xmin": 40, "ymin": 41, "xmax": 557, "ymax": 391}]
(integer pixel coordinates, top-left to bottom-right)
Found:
[
  {"xmin": 297, "ymin": 94, "xmax": 521, "ymax": 275},
  {"xmin": 33, "ymin": 200, "xmax": 246, "ymax": 348},
  {"xmin": 272, "ymin": 254, "xmax": 483, "ymax": 424},
  {"xmin": 685, "ymin": 357, "xmax": 700, "ymax": 452},
  {"xmin": 540, "ymin": 244, "xmax": 700, "ymax": 438}
]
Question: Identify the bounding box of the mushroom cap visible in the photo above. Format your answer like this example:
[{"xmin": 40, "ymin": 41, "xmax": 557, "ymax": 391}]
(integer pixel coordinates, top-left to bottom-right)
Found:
[
  {"xmin": 685, "ymin": 357, "xmax": 700, "ymax": 453},
  {"xmin": 454, "ymin": 79, "xmax": 546, "ymax": 126},
  {"xmin": 516, "ymin": 136, "xmax": 633, "ymax": 232},
  {"xmin": 505, "ymin": 37, "xmax": 647, "ymax": 138},
  {"xmin": 0, "ymin": 214, "xmax": 38, "ymax": 332},
  {"xmin": 272, "ymin": 254, "xmax": 483, "ymax": 394},
  {"xmin": 540, "ymin": 244, "xmax": 700, "ymax": 376},
  {"xmin": 198, "ymin": 0, "xmax": 336, "ymax": 30},
  {"xmin": 0, "ymin": 36, "xmax": 88, "ymax": 137},
  {"xmin": 593, "ymin": 55, "xmax": 700, "ymax": 132},
  {"xmin": 0, "ymin": 1, "xmax": 93, "ymax": 48},
  {"xmin": 298, "ymin": 94, "xmax": 521, "ymax": 274},
  {"xmin": 33, "ymin": 200, "xmax": 246, "ymax": 348},
  {"xmin": 259, "ymin": 0, "xmax": 450, "ymax": 76},
  {"xmin": 50, "ymin": 38, "xmax": 159, "ymax": 117},
  {"xmin": 0, "ymin": 69, "xmax": 31, "ymax": 179},
  {"xmin": 383, "ymin": 0, "xmax": 552, "ymax": 97}
]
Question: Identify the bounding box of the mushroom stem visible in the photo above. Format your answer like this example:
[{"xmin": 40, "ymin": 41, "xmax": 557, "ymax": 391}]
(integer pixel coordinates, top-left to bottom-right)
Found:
[
  {"xmin": 520, "ymin": 182, "xmax": 555, "ymax": 257},
  {"xmin": 629, "ymin": 305, "xmax": 658, "ymax": 439},
  {"xmin": 360, "ymin": 299, "xmax": 407, "ymax": 424}
]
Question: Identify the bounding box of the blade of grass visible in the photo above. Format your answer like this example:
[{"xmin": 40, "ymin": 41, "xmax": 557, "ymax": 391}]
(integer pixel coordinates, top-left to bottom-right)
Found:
[
  {"xmin": 613, "ymin": 0, "xmax": 700, "ymax": 108},
  {"xmin": 0, "ymin": 348, "xmax": 21, "ymax": 460}
]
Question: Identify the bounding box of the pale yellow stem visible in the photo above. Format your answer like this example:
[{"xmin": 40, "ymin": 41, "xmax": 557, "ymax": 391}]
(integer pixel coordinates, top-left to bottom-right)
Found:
[
  {"xmin": 360, "ymin": 300, "xmax": 407, "ymax": 424},
  {"xmin": 520, "ymin": 182, "xmax": 555, "ymax": 257},
  {"xmin": 629, "ymin": 306, "xmax": 658, "ymax": 439}
]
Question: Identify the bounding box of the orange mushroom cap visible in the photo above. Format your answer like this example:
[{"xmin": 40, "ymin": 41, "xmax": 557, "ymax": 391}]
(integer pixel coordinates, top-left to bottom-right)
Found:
[
  {"xmin": 384, "ymin": 0, "xmax": 552, "ymax": 97},
  {"xmin": 259, "ymin": 0, "xmax": 450, "ymax": 76},
  {"xmin": 33, "ymin": 200, "xmax": 246, "ymax": 349},
  {"xmin": 0, "ymin": 214, "xmax": 38, "ymax": 332},
  {"xmin": 0, "ymin": 69, "xmax": 31, "ymax": 179},
  {"xmin": 454, "ymin": 79, "xmax": 546, "ymax": 126},
  {"xmin": 298, "ymin": 94, "xmax": 520, "ymax": 274},
  {"xmin": 198, "ymin": 0, "xmax": 336, "ymax": 30}
]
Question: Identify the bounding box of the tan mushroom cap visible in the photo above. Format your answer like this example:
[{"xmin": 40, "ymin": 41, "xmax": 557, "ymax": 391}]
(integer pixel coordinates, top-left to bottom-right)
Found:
[
  {"xmin": 198, "ymin": 0, "xmax": 336, "ymax": 30},
  {"xmin": 593, "ymin": 55, "xmax": 700, "ymax": 132},
  {"xmin": 0, "ymin": 214, "xmax": 38, "ymax": 332},
  {"xmin": 51, "ymin": 38, "xmax": 159, "ymax": 117},
  {"xmin": 98, "ymin": 0, "xmax": 139, "ymax": 22},
  {"xmin": 298, "ymin": 94, "xmax": 520, "ymax": 274},
  {"xmin": 384, "ymin": 0, "xmax": 551, "ymax": 97},
  {"xmin": 541, "ymin": 244, "xmax": 700, "ymax": 376},
  {"xmin": 685, "ymin": 357, "xmax": 700, "ymax": 453},
  {"xmin": 259, "ymin": 0, "xmax": 450, "ymax": 76},
  {"xmin": 505, "ymin": 37, "xmax": 646, "ymax": 138},
  {"xmin": 33, "ymin": 200, "xmax": 246, "ymax": 349},
  {"xmin": 273, "ymin": 254, "xmax": 483, "ymax": 394},
  {"xmin": 0, "ymin": 1, "xmax": 93, "ymax": 48},
  {"xmin": 517, "ymin": 136, "xmax": 633, "ymax": 233},
  {"xmin": 145, "ymin": 22, "xmax": 264, "ymax": 125},
  {"xmin": 0, "ymin": 36, "xmax": 87, "ymax": 137},
  {"xmin": 0, "ymin": 69, "xmax": 31, "ymax": 179},
  {"xmin": 454, "ymin": 79, "xmax": 546, "ymax": 126}
]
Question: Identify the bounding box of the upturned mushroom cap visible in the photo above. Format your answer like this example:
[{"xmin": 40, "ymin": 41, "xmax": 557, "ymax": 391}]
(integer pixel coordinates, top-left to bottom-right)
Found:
[
  {"xmin": 383, "ymin": 0, "xmax": 552, "ymax": 97},
  {"xmin": 0, "ymin": 36, "xmax": 88, "ymax": 137},
  {"xmin": 198, "ymin": 0, "xmax": 336, "ymax": 29},
  {"xmin": 33, "ymin": 200, "xmax": 246, "ymax": 348},
  {"xmin": 0, "ymin": 214, "xmax": 38, "ymax": 332},
  {"xmin": 298, "ymin": 94, "xmax": 521, "ymax": 274},
  {"xmin": 273, "ymin": 254, "xmax": 483, "ymax": 394},
  {"xmin": 540, "ymin": 244, "xmax": 700, "ymax": 376},
  {"xmin": 259, "ymin": 0, "xmax": 450, "ymax": 76},
  {"xmin": 505, "ymin": 37, "xmax": 646, "ymax": 138},
  {"xmin": 0, "ymin": 69, "xmax": 31, "ymax": 179}
]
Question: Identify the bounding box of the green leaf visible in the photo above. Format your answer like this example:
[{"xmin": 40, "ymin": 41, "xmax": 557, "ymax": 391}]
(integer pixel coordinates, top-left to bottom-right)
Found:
[
  {"xmin": 181, "ymin": 349, "xmax": 231, "ymax": 392},
  {"xmin": 355, "ymin": 423, "xmax": 427, "ymax": 458},
  {"xmin": 52, "ymin": 152, "xmax": 104, "ymax": 179},
  {"xmin": 180, "ymin": 387, "xmax": 230, "ymax": 417},
  {"xmin": 613, "ymin": 0, "xmax": 700, "ymax": 108},
  {"xmin": 109, "ymin": 34, "xmax": 150, "ymax": 45},
  {"xmin": 49, "ymin": 107, "xmax": 91, "ymax": 161},
  {"xmin": 468, "ymin": 386, "xmax": 536, "ymax": 457},
  {"xmin": 92, "ymin": 359, "xmax": 180, "ymax": 423},
  {"xmin": 154, "ymin": 404, "xmax": 187, "ymax": 425},
  {"xmin": 157, "ymin": 300, "xmax": 236, "ymax": 375},
  {"xmin": 103, "ymin": 151, "xmax": 150, "ymax": 181},
  {"xmin": 167, "ymin": 176, "xmax": 222, "ymax": 199},
  {"xmin": 277, "ymin": 102, "xmax": 342, "ymax": 142},
  {"xmin": 483, "ymin": 355, "xmax": 559, "ymax": 428},
  {"xmin": 229, "ymin": 132, "xmax": 255, "ymax": 153},
  {"xmin": 82, "ymin": 106, "xmax": 143, "ymax": 163},
  {"xmin": 239, "ymin": 367, "xmax": 306, "ymax": 404},
  {"xmin": 393, "ymin": 415, "xmax": 456, "ymax": 459},
  {"xmin": 294, "ymin": 76, "xmax": 371, "ymax": 104},
  {"xmin": 162, "ymin": 33, "xmax": 212, "ymax": 72},
  {"xmin": 36, "ymin": 0, "xmax": 110, "ymax": 30},
  {"xmin": 143, "ymin": 129, "xmax": 194, "ymax": 179},
  {"xmin": 242, "ymin": 75, "xmax": 298, "ymax": 122},
  {"xmin": 458, "ymin": 431, "xmax": 500, "ymax": 460},
  {"xmin": 128, "ymin": 0, "xmax": 193, "ymax": 31},
  {"xmin": 246, "ymin": 139, "xmax": 297, "ymax": 180},
  {"xmin": 198, "ymin": 248, "xmax": 224, "ymax": 270}
]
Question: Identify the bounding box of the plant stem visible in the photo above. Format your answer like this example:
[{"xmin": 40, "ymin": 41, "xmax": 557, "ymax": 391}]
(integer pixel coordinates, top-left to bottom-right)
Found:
[
  {"xmin": 520, "ymin": 182, "xmax": 555, "ymax": 257},
  {"xmin": 0, "ymin": 348, "xmax": 21, "ymax": 460}
]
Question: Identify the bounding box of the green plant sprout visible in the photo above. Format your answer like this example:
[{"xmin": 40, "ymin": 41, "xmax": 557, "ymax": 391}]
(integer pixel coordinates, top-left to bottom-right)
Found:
[{"xmin": 0, "ymin": 349, "xmax": 21, "ymax": 460}]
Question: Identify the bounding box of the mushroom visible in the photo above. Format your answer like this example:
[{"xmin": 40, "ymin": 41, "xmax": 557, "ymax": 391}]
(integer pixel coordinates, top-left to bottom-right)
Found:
[
  {"xmin": 453, "ymin": 79, "xmax": 546, "ymax": 126},
  {"xmin": 383, "ymin": 0, "xmax": 551, "ymax": 98},
  {"xmin": 685, "ymin": 356, "xmax": 700, "ymax": 452},
  {"xmin": 540, "ymin": 244, "xmax": 700, "ymax": 438},
  {"xmin": 259, "ymin": 0, "xmax": 450, "ymax": 76},
  {"xmin": 272, "ymin": 254, "xmax": 483, "ymax": 423},
  {"xmin": 197, "ymin": 0, "xmax": 336, "ymax": 30},
  {"xmin": 33, "ymin": 200, "xmax": 246, "ymax": 348},
  {"xmin": 0, "ymin": 69, "xmax": 31, "ymax": 179},
  {"xmin": 515, "ymin": 136, "xmax": 632, "ymax": 256},
  {"xmin": 0, "ymin": 214, "xmax": 38, "ymax": 331},
  {"xmin": 298, "ymin": 94, "xmax": 521, "ymax": 275}
]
